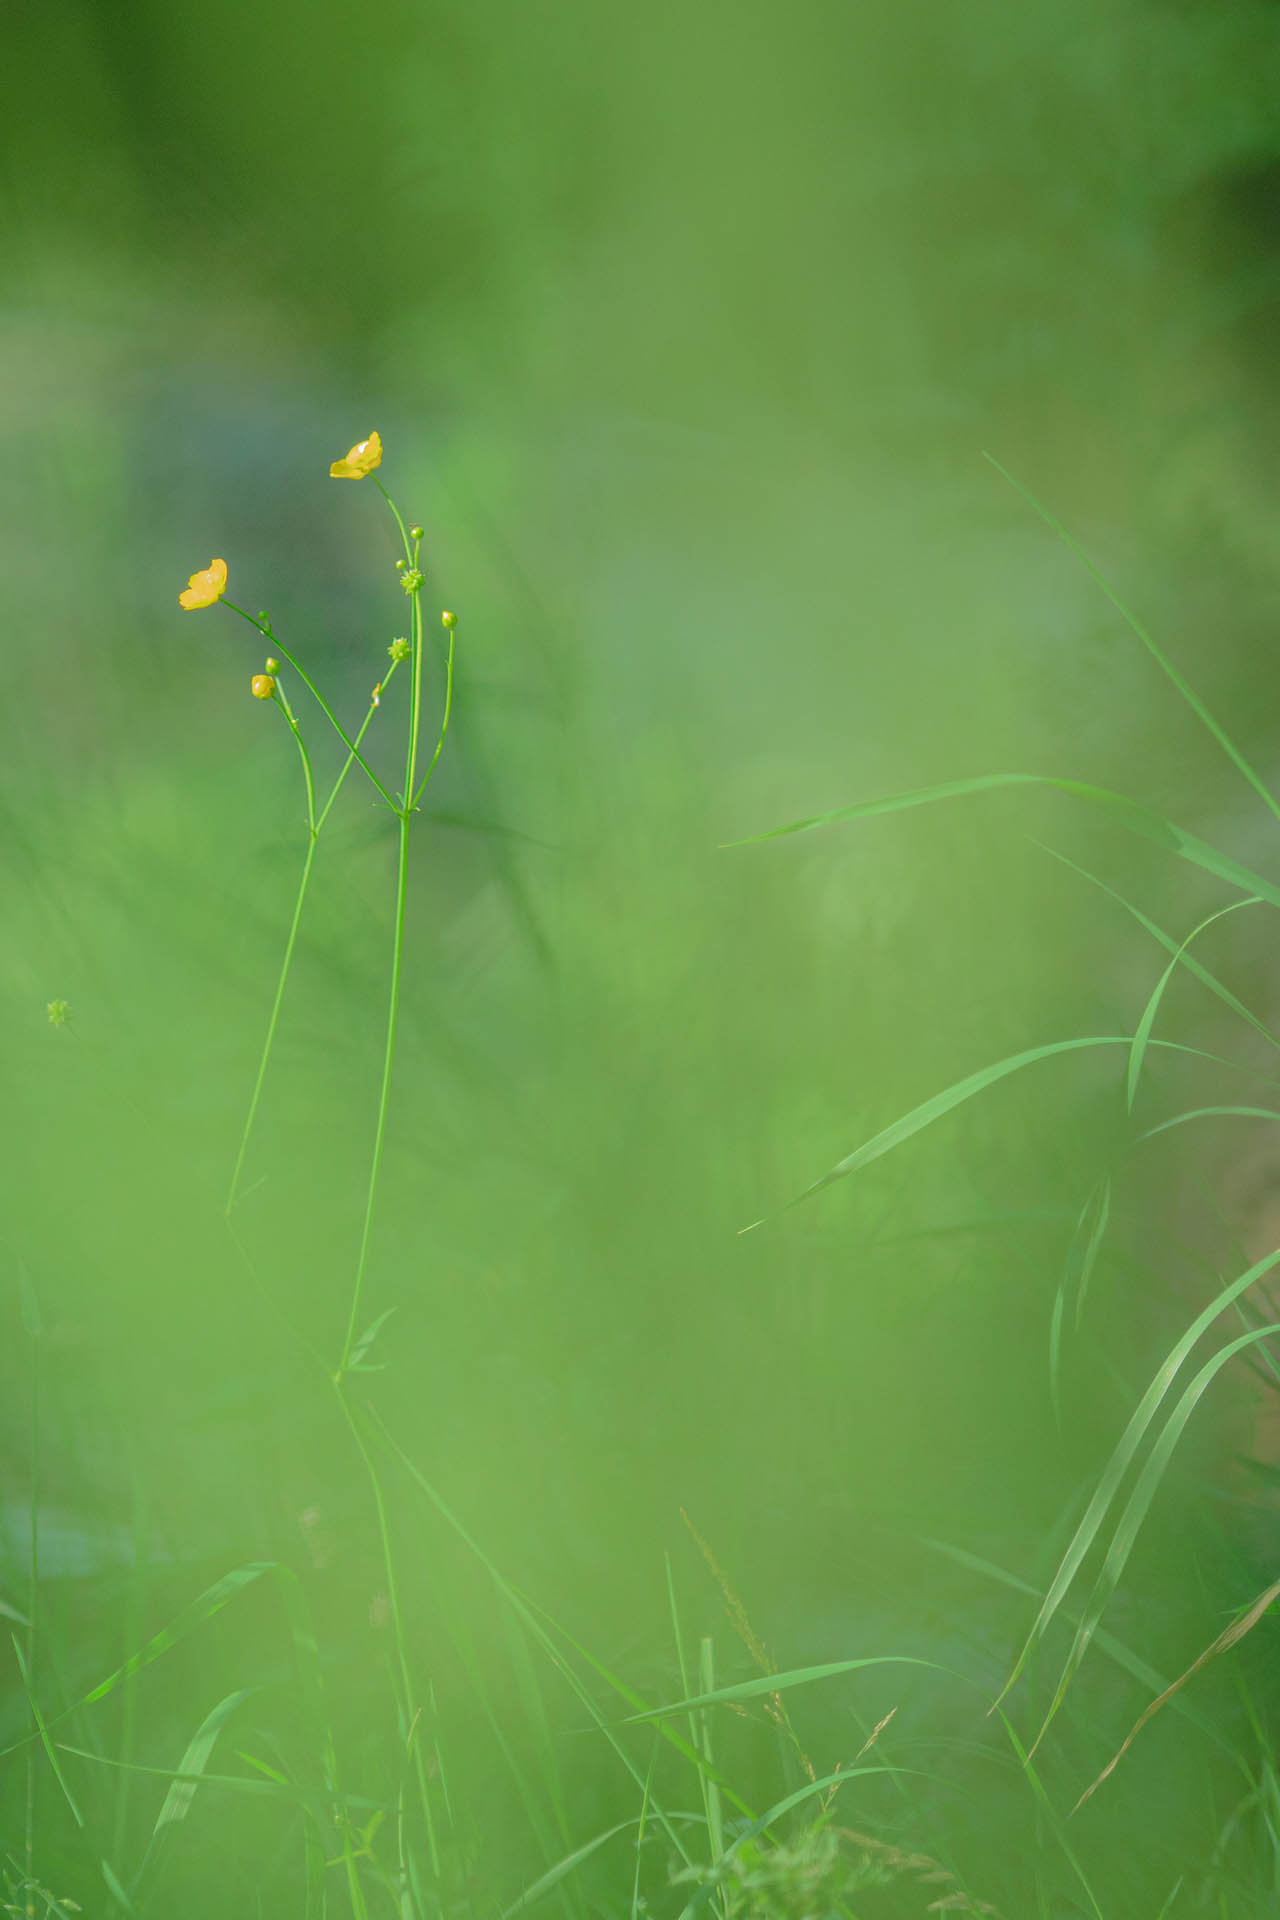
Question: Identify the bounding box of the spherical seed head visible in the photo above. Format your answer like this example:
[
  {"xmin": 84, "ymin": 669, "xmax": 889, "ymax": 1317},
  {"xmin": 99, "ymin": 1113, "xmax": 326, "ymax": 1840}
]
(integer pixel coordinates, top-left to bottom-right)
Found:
[
  {"xmin": 441, "ymin": 609, "xmax": 457, "ymax": 629},
  {"xmin": 250, "ymin": 673, "xmax": 276, "ymax": 700},
  {"xmin": 264, "ymin": 656, "xmax": 280, "ymax": 673},
  {"xmin": 400, "ymin": 568, "xmax": 423, "ymax": 595},
  {"xmin": 47, "ymin": 998, "xmax": 71, "ymax": 1028},
  {"xmin": 388, "ymin": 636, "xmax": 411, "ymax": 663},
  {"xmin": 409, "ymin": 525, "xmax": 424, "ymax": 541}
]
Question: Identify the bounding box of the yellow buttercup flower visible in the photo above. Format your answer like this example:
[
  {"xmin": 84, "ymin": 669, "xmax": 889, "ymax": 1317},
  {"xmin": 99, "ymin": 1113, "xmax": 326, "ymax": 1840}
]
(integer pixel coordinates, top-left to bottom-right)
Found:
[
  {"xmin": 179, "ymin": 557, "xmax": 228, "ymax": 610},
  {"xmin": 329, "ymin": 430, "xmax": 382, "ymax": 479}
]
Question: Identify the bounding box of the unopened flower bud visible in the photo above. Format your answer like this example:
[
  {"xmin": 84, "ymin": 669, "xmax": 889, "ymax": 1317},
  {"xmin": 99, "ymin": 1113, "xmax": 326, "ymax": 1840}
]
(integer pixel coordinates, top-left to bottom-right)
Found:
[
  {"xmin": 410, "ymin": 525, "xmax": 424, "ymax": 542},
  {"xmin": 250, "ymin": 673, "xmax": 276, "ymax": 700},
  {"xmin": 441, "ymin": 609, "xmax": 457, "ymax": 629},
  {"xmin": 264, "ymin": 657, "xmax": 280, "ymax": 674},
  {"xmin": 394, "ymin": 557, "xmax": 406, "ymax": 571}
]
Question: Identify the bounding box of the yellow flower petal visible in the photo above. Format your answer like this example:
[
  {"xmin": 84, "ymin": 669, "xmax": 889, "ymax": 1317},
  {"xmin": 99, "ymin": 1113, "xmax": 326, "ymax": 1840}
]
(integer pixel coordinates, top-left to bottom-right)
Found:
[
  {"xmin": 329, "ymin": 429, "xmax": 383, "ymax": 479},
  {"xmin": 179, "ymin": 557, "xmax": 229, "ymax": 610}
]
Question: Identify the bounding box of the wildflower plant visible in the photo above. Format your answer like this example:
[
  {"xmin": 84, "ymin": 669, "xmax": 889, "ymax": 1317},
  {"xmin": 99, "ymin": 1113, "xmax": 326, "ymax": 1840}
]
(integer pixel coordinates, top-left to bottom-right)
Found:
[
  {"xmin": 180, "ymin": 432, "xmax": 456, "ymax": 1363},
  {"xmin": 174, "ymin": 433, "xmax": 458, "ymax": 1899}
]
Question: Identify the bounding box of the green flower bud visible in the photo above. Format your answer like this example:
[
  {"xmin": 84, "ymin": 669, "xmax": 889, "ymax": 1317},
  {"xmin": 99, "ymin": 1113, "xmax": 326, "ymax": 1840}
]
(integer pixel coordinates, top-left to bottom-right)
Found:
[
  {"xmin": 441, "ymin": 609, "xmax": 457, "ymax": 629},
  {"xmin": 264, "ymin": 657, "xmax": 280, "ymax": 674},
  {"xmin": 410, "ymin": 525, "xmax": 424, "ymax": 542}
]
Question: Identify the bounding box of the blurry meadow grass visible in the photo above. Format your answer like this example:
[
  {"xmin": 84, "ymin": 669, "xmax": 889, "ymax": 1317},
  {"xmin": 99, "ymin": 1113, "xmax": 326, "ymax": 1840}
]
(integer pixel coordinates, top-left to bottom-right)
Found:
[{"xmin": 8, "ymin": 0, "xmax": 1280, "ymax": 1913}]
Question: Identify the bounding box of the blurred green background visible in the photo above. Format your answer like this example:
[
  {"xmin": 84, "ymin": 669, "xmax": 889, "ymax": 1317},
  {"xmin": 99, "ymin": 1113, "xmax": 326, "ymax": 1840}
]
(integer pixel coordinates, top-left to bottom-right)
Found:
[{"xmin": 6, "ymin": 0, "xmax": 1280, "ymax": 1910}]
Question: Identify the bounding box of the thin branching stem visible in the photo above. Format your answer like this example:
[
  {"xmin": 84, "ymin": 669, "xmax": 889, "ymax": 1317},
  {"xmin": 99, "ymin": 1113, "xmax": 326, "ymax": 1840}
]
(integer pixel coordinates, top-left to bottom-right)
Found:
[
  {"xmin": 222, "ymin": 597, "xmax": 398, "ymax": 811},
  {"xmin": 413, "ymin": 621, "xmax": 454, "ymax": 811},
  {"xmin": 225, "ymin": 670, "xmax": 398, "ymax": 1216},
  {"xmin": 338, "ymin": 513, "xmax": 427, "ymax": 1374}
]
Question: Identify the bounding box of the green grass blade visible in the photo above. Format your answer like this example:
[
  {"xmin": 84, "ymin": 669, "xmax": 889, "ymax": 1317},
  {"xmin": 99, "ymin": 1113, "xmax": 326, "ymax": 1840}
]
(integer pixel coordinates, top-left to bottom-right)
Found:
[
  {"xmin": 624, "ymin": 1654, "xmax": 949, "ymax": 1721},
  {"xmin": 501, "ymin": 1819, "xmax": 640, "ymax": 1919},
  {"xmin": 1051, "ymin": 1176, "xmax": 1110, "ymax": 1422},
  {"xmin": 921, "ymin": 1537, "xmax": 1235, "ymax": 1758},
  {"xmin": 727, "ymin": 770, "xmax": 1280, "ymax": 911},
  {"xmin": 1033, "ymin": 1319, "xmax": 1280, "ymax": 1751},
  {"xmin": 1035, "ymin": 844, "xmax": 1280, "ymax": 1053},
  {"xmin": 11, "ymin": 1635, "xmax": 83, "ymax": 1828},
  {"xmin": 743, "ymin": 1036, "xmax": 1128, "ymax": 1229},
  {"xmin": 135, "ymin": 1687, "xmax": 257, "ymax": 1884},
  {"xmin": 527, "ymin": 1599, "xmax": 755, "ymax": 1823},
  {"xmin": 1071, "ymin": 1174, "xmax": 1111, "ymax": 1332},
  {"xmin": 984, "ymin": 451, "xmax": 1280, "ymax": 831},
  {"xmin": 632, "ymin": 1741, "xmax": 658, "ymax": 1920},
  {"xmin": 995, "ymin": 1244, "xmax": 1280, "ymax": 1712},
  {"xmin": 1127, "ymin": 898, "xmax": 1260, "ymax": 1114},
  {"xmin": 664, "ymin": 1556, "xmax": 718, "ymax": 1854},
  {"xmin": 53, "ymin": 1744, "xmax": 392, "ymax": 1816},
  {"xmin": 1135, "ymin": 1105, "xmax": 1280, "ymax": 1145},
  {"xmin": 745, "ymin": 1033, "xmax": 1280, "ymax": 1231},
  {"xmin": 347, "ymin": 1307, "xmax": 398, "ymax": 1373},
  {"xmin": 370, "ymin": 1413, "xmax": 700, "ymax": 1871},
  {"xmin": 995, "ymin": 1711, "xmax": 1105, "ymax": 1920},
  {"xmin": 0, "ymin": 1563, "xmax": 278, "ymax": 1760},
  {"xmin": 101, "ymin": 1856, "xmax": 140, "ymax": 1913},
  {"xmin": 1074, "ymin": 1570, "xmax": 1280, "ymax": 1812}
]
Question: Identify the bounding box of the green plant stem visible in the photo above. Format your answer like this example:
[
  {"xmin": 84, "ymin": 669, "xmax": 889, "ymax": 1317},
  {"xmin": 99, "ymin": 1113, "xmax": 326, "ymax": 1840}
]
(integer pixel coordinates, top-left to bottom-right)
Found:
[
  {"xmin": 318, "ymin": 663, "xmax": 398, "ymax": 832},
  {"xmin": 338, "ymin": 519, "xmax": 426, "ymax": 1373},
  {"xmin": 327, "ymin": 482, "xmax": 451, "ymax": 1913},
  {"xmin": 403, "ymin": 550, "xmax": 425, "ymax": 808},
  {"xmin": 339, "ymin": 803, "xmax": 411, "ymax": 1373},
  {"xmin": 334, "ymin": 1386, "xmax": 441, "ymax": 1887},
  {"xmin": 225, "ymin": 670, "xmax": 398, "ymax": 1217},
  {"xmin": 276, "ymin": 681, "xmax": 318, "ymax": 833},
  {"xmin": 221, "ymin": 598, "xmax": 398, "ymax": 812},
  {"xmin": 25, "ymin": 1316, "xmax": 39, "ymax": 1901},
  {"xmin": 413, "ymin": 620, "xmax": 454, "ymax": 811},
  {"xmin": 372, "ymin": 476, "xmax": 413, "ymax": 559},
  {"xmin": 226, "ymin": 835, "xmax": 317, "ymax": 1219}
]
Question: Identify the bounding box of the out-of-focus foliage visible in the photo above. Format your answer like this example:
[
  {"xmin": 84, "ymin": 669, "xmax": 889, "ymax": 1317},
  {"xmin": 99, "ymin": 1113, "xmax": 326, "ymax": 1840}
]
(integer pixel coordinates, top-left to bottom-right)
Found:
[{"xmin": 5, "ymin": 0, "xmax": 1280, "ymax": 1912}]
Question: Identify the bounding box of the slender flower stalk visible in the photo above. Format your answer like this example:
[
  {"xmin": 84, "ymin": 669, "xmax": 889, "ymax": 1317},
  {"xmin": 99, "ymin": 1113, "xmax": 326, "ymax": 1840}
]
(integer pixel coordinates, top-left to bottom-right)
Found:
[
  {"xmin": 337, "ymin": 507, "xmax": 425, "ymax": 1377},
  {"xmin": 225, "ymin": 668, "xmax": 399, "ymax": 1216},
  {"xmin": 221, "ymin": 597, "xmax": 399, "ymax": 812},
  {"xmin": 414, "ymin": 613, "xmax": 456, "ymax": 811}
]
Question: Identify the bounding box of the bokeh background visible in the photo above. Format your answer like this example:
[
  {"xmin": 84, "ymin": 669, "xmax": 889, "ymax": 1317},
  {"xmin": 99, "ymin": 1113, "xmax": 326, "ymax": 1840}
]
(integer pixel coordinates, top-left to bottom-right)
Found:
[{"xmin": 6, "ymin": 0, "xmax": 1280, "ymax": 1910}]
